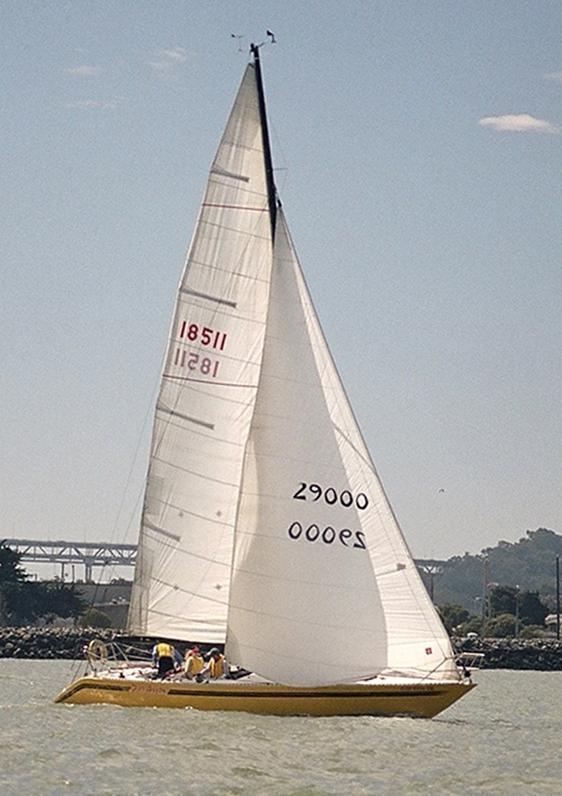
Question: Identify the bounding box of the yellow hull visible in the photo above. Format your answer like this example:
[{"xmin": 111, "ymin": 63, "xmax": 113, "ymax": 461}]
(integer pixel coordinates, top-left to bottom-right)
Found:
[{"xmin": 54, "ymin": 677, "xmax": 475, "ymax": 718}]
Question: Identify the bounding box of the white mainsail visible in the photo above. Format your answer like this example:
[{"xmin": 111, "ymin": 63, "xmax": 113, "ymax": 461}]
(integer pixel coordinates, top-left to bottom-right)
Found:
[
  {"xmin": 128, "ymin": 64, "xmax": 272, "ymax": 642},
  {"xmin": 226, "ymin": 212, "xmax": 457, "ymax": 685}
]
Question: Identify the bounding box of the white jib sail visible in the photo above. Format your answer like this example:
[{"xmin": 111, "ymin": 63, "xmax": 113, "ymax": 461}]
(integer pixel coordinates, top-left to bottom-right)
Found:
[
  {"xmin": 128, "ymin": 64, "xmax": 272, "ymax": 642},
  {"xmin": 226, "ymin": 212, "xmax": 458, "ymax": 685}
]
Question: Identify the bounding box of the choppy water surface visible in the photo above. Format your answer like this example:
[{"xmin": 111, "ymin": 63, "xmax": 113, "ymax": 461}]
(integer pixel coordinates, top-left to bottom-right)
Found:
[{"xmin": 0, "ymin": 661, "xmax": 560, "ymax": 795}]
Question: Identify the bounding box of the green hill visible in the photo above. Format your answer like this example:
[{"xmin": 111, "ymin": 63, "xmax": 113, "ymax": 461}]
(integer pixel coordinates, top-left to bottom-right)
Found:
[{"xmin": 422, "ymin": 528, "xmax": 562, "ymax": 612}]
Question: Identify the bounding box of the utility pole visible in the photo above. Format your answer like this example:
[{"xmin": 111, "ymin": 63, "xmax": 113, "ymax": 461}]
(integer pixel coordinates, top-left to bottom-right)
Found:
[
  {"xmin": 556, "ymin": 556, "xmax": 560, "ymax": 641},
  {"xmin": 514, "ymin": 585, "xmax": 520, "ymax": 638},
  {"xmin": 482, "ymin": 557, "xmax": 490, "ymax": 622}
]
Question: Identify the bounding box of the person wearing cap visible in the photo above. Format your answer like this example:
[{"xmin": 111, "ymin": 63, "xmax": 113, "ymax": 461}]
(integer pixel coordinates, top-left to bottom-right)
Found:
[
  {"xmin": 184, "ymin": 646, "xmax": 205, "ymax": 680},
  {"xmin": 202, "ymin": 647, "xmax": 228, "ymax": 679}
]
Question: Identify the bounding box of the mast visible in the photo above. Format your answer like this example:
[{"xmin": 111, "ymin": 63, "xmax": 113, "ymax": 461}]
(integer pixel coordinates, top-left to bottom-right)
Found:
[{"xmin": 251, "ymin": 43, "xmax": 277, "ymax": 239}]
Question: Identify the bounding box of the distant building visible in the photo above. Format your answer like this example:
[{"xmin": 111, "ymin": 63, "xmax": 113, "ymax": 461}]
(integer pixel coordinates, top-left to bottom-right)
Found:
[{"xmin": 544, "ymin": 614, "xmax": 561, "ymax": 631}]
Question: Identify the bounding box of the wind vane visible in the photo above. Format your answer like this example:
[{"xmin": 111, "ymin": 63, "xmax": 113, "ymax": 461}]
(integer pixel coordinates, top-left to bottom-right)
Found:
[
  {"xmin": 230, "ymin": 33, "xmax": 244, "ymax": 52},
  {"xmin": 235, "ymin": 30, "xmax": 277, "ymax": 54}
]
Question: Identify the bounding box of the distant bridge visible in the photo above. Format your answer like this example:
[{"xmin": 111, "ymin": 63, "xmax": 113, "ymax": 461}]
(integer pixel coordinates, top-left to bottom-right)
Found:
[
  {"xmin": 2, "ymin": 537, "xmax": 445, "ymax": 593},
  {"xmin": 1, "ymin": 538, "xmax": 136, "ymax": 582}
]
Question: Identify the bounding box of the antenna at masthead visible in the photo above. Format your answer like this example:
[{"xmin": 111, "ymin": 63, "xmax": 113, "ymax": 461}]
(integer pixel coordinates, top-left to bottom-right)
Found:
[{"xmin": 250, "ymin": 29, "xmax": 277, "ymax": 57}]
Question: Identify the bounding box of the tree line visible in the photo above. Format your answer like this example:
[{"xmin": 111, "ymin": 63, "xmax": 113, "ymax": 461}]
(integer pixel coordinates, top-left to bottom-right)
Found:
[
  {"xmin": 422, "ymin": 528, "xmax": 561, "ymax": 608},
  {"xmin": 439, "ymin": 584, "xmax": 551, "ymax": 638},
  {"xmin": 427, "ymin": 527, "xmax": 561, "ymax": 638},
  {"xmin": 0, "ymin": 545, "xmax": 86, "ymax": 625}
]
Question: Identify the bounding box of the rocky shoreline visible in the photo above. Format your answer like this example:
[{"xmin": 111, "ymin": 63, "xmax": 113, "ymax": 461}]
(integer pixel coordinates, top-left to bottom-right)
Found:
[
  {"xmin": 455, "ymin": 636, "xmax": 562, "ymax": 671},
  {"xmin": 0, "ymin": 627, "xmax": 165, "ymax": 661},
  {"xmin": 0, "ymin": 627, "xmax": 561, "ymax": 670}
]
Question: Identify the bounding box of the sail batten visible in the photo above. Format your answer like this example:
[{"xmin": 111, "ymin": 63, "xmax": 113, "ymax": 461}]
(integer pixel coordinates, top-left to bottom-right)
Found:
[{"xmin": 179, "ymin": 288, "xmax": 238, "ymax": 308}]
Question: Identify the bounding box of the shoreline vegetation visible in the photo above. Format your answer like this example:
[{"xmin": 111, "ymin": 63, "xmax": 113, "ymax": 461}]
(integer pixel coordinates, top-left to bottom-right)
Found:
[{"xmin": 0, "ymin": 627, "xmax": 561, "ymax": 671}]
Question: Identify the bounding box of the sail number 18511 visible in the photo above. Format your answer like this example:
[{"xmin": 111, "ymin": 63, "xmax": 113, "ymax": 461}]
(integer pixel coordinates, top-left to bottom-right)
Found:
[
  {"xmin": 173, "ymin": 321, "xmax": 228, "ymax": 379},
  {"xmin": 179, "ymin": 321, "xmax": 227, "ymax": 350}
]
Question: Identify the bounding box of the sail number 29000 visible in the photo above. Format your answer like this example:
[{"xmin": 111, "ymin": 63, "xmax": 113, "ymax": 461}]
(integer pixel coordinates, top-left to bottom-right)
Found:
[
  {"xmin": 288, "ymin": 522, "xmax": 366, "ymax": 550},
  {"xmin": 293, "ymin": 482, "xmax": 369, "ymax": 510}
]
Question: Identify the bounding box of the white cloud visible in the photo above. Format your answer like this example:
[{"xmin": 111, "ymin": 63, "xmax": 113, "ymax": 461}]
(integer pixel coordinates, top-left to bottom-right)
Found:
[
  {"xmin": 544, "ymin": 71, "xmax": 562, "ymax": 83},
  {"xmin": 149, "ymin": 46, "xmax": 188, "ymax": 74},
  {"xmin": 161, "ymin": 47, "xmax": 187, "ymax": 63},
  {"xmin": 148, "ymin": 60, "xmax": 170, "ymax": 74},
  {"xmin": 66, "ymin": 65, "xmax": 103, "ymax": 76},
  {"xmin": 478, "ymin": 114, "xmax": 559, "ymax": 134}
]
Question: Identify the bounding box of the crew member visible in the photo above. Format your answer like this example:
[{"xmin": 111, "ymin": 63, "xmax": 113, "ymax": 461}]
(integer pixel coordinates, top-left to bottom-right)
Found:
[
  {"xmin": 184, "ymin": 646, "xmax": 205, "ymax": 680},
  {"xmin": 152, "ymin": 641, "xmax": 181, "ymax": 678},
  {"xmin": 203, "ymin": 647, "xmax": 228, "ymax": 679}
]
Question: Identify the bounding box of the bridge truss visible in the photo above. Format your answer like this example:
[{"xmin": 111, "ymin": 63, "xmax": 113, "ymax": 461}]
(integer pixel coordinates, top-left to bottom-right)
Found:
[
  {"xmin": 3, "ymin": 538, "xmax": 443, "ymax": 598},
  {"xmin": 1, "ymin": 538, "xmax": 136, "ymax": 582}
]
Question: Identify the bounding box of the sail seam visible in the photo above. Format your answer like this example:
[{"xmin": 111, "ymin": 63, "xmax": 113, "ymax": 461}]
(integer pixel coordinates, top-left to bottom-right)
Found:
[
  {"xmin": 143, "ymin": 535, "xmax": 233, "ymax": 566},
  {"xmin": 229, "ymin": 561, "xmax": 384, "ymax": 594},
  {"xmin": 198, "ymin": 218, "xmax": 271, "ymax": 241},
  {"xmin": 154, "ymin": 416, "xmax": 244, "ymax": 445},
  {"xmin": 183, "ymin": 257, "xmax": 270, "ymax": 284},
  {"xmin": 156, "ymin": 381, "xmax": 258, "ymax": 408},
  {"xmin": 217, "ymin": 139, "xmax": 262, "ymax": 156},
  {"xmin": 151, "ymin": 456, "xmax": 239, "ymax": 487},
  {"xmin": 207, "ymin": 176, "xmax": 268, "ymax": 199},
  {"xmin": 144, "ymin": 505, "xmax": 234, "ymax": 530},
  {"xmin": 227, "ymin": 601, "xmax": 382, "ymax": 634},
  {"xmin": 152, "ymin": 421, "xmax": 243, "ymax": 447},
  {"xmin": 162, "ymin": 374, "xmax": 259, "ymax": 389},
  {"xmin": 175, "ymin": 300, "xmax": 269, "ymax": 324},
  {"xmin": 150, "ymin": 580, "xmax": 229, "ymax": 606}
]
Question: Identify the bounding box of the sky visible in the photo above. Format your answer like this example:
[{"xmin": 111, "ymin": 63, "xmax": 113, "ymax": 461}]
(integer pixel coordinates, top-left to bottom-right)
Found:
[{"xmin": 2, "ymin": 0, "xmax": 562, "ymax": 577}]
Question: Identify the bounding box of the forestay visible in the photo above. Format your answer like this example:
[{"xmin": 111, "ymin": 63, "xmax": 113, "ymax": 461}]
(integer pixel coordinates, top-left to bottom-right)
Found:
[
  {"xmin": 128, "ymin": 64, "xmax": 272, "ymax": 642},
  {"xmin": 226, "ymin": 212, "xmax": 458, "ymax": 686}
]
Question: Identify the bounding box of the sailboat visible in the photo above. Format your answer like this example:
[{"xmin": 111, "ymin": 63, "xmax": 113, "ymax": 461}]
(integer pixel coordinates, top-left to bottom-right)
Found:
[{"xmin": 55, "ymin": 45, "xmax": 475, "ymax": 717}]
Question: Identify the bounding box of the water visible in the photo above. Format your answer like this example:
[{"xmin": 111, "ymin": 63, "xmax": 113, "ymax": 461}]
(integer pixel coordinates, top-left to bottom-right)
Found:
[{"xmin": 0, "ymin": 661, "xmax": 560, "ymax": 795}]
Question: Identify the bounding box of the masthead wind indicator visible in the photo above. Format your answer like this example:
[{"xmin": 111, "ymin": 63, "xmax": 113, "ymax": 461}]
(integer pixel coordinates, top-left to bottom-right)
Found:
[{"xmin": 230, "ymin": 33, "xmax": 244, "ymax": 52}]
